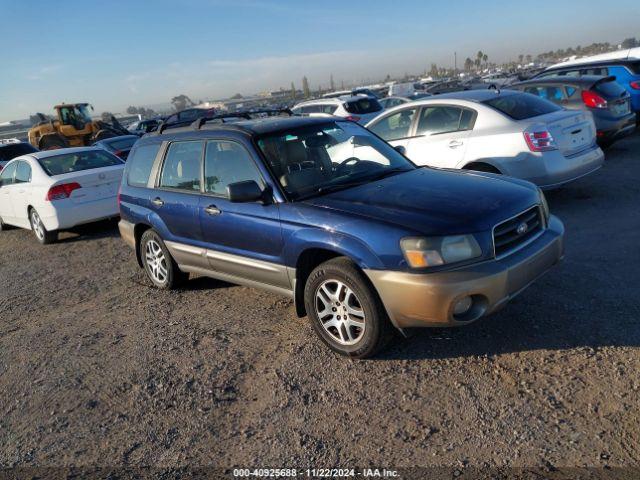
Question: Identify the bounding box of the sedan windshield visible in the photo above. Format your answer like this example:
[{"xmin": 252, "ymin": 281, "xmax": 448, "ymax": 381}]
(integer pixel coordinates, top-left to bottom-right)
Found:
[{"xmin": 257, "ymin": 121, "xmax": 415, "ymax": 200}]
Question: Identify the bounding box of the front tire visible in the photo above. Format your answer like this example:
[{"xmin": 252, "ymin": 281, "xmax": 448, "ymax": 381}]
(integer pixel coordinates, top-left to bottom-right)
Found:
[
  {"xmin": 140, "ymin": 229, "xmax": 188, "ymax": 289},
  {"xmin": 29, "ymin": 208, "xmax": 58, "ymax": 244},
  {"xmin": 304, "ymin": 257, "xmax": 393, "ymax": 358}
]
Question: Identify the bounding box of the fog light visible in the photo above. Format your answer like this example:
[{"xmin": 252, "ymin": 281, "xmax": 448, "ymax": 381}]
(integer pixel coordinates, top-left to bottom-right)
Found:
[{"xmin": 453, "ymin": 296, "xmax": 473, "ymax": 316}]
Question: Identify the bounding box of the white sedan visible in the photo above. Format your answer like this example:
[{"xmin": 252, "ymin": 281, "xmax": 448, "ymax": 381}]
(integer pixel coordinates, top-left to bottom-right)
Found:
[
  {"xmin": 366, "ymin": 89, "xmax": 605, "ymax": 189},
  {"xmin": 0, "ymin": 147, "xmax": 124, "ymax": 244}
]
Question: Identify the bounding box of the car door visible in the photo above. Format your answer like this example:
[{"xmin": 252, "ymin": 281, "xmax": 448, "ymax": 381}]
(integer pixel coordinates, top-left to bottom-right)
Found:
[
  {"xmin": 0, "ymin": 162, "xmax": 17, "ymax": 223},
  {"xmin": 10, "ymin": 161, "xmax": 32, "ymax": 227},
  {"xmin": 152, "ymin": 140, "xmax": 204, "ymax": 251},
  {"xmin": 366, "ymin": 106, "xmax": 418, "ymax": 152},
  {"xmin": 405, "ymin": 105, "xmax": 474, "ymax": 168},
  {"xmin": 199, "ymin": 138, "xmax": 288, "ymax": 289}
]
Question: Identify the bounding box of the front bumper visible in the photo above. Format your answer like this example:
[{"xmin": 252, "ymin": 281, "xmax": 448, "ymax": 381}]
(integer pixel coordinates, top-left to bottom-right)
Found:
[
  {"xmin": 597, "ymin": 114, "xmax": 637, "ymax": 142},
  {"xmin": 365, "ymin": 215, "xmax": 564, "ymax": 329}
]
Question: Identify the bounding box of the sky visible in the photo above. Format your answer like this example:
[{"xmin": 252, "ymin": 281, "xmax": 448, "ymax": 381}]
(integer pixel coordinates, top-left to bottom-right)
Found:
[{"xmin": 1, "ymin": 0, "xmax": 638, "ymax": 122}]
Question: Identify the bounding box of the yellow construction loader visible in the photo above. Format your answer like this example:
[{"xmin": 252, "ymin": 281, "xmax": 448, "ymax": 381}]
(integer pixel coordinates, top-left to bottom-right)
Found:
[{"xmin": 28, "ymin": 103, "xmax": 130, "ymax": 150}]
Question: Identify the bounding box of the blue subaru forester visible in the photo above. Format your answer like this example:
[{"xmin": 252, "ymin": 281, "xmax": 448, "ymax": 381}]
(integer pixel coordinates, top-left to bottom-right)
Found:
[{"xmin": 118, "ymin": 114, "xmax": 564, "ymax": 358}]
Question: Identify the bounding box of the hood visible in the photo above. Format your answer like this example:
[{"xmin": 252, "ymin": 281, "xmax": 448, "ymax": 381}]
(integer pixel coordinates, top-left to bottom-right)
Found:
[{"xmin": 303, "ymin": 168, "xmax": 539, "ymax": 235}]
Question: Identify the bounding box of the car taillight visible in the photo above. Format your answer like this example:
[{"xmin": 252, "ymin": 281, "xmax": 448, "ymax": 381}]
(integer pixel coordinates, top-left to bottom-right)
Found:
[
  {"xmin": 46, "ymin": 182, "xmax": 81, "ymax": 201},
  {"xmin": 0, "ymin": 165, "xmax": 3, "ymax": 172},
  {"xmin": 344, "ymin": 115, "xmax": 361, "ymax": 122},
  {"xmin": 630, "ymin": 81, "xmax": 640, "ymax": 90},
  {"xmin": 523, "ymin": 130, "xmax": 557, "ymax": 152},
  {"xmin": 582, "ymin": 90, "xmax": 608, "ymax": 109}
]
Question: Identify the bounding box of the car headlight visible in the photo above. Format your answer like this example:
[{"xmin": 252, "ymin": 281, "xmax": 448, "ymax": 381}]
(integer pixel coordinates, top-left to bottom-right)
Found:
[
  {"xmin": 401, "ymin": 235, "xmax": 482, "ymax": 268},
  {"xmin": 538, "ymin": 188, "xmax": 550, "ymax": 225}
]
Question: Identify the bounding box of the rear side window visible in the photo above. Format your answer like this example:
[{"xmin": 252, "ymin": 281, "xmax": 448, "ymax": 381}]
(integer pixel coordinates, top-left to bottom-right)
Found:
[
  {"xmin": 581, "ymin": 67, "xmax": 608, "ymax": 76},
  {"xmin": 344, "ymin": 98, "xmax": 383, "ymax": 114},
  {"xmin": 15, "ymin": 161, "xmax": 31, "ymax": 184},
  {"xmin": 127, "ymin": 143, "xmax": 161, "ymax": 187},
  {"xmin": 483, "ymin": 93, "xmax": 561, "ymax": 120},
  {"xmin": 38, "ymin": 150, "xmax": 123, "ymax": 176},
  {"xmin": 0, "ymin": 162, "xmax": 17, "ymax": 186},
  {"xmin": 159, "ymin": 141, "xmax": 203, "ymax": 191},
  {"xmin": 0, "ymin": 143, "xmax": 37, "ymax": 161},
  {"xmin": 594, "ymin": 79, "xmax": 627, "ymax": 98}
]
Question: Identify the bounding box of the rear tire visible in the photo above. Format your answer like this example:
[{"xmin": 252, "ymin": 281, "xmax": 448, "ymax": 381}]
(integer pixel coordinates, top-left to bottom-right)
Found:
[
  {"xmin": 304, "ymin": 257, "xmax": 393, "ymax": 358},
  {"xmin": 140, "ymin": 229, "xmax": 188, "ymax": 289},
  {"xmin": 39, "ymin": 134, "xmax": 69, "ymax": 150},
  {"xmin": 29, "ymin": 208, "xmax": 58, "ymax": 244}
]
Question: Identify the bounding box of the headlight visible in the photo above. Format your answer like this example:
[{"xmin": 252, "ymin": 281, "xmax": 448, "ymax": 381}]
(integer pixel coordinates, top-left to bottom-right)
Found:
[
  {"xmin": 401, "ymin": 235, "xmax": 482, "ymax": 268},
  {"xmin": 538, "ymin": 188, "xmax": 550, "ymax": 225}
]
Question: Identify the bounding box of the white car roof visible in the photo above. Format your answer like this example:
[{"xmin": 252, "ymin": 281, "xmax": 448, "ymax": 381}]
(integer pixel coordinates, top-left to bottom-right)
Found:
[
  {"xmin": 547, "ymin": 47, "xmax": 640, "ymax": 70},
  {"xmin": 293, "ymin": 95, "xmax": 371, "ymax": 107}
]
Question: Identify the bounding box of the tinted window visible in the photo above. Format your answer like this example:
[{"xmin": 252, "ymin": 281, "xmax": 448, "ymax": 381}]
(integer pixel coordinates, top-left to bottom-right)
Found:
[
  {"xmin": 566, "ymin": 86, "xmax": 578, "ymax": 98},
  {"xmin": 127, "ymin": 143, "xmax": 161, "ymax": 187},
  {"xmin": 39, "ymin": 150, "xmax": 123, "ymax": 176},
  {"xmin": 523, "ymin": 86, "xmax": 565, "ymax": 103},
  {"xmin": 483, "ymin": 93, "xmax": 561, "ymax": 120},
  {"xmin": 629, "ymin": 61, "xmax": 640, "ymax": 74},
  {"xmin": 581, "ymin": 67, "xmax": 608, "ymax": 76},
  {"xmin": 344, "ymin": 98, "xmax": 383, "ymax": 114},
  {"xmin": 15, "ymin": 162, "xmax": 31, "ymax": 184},
  {"xmin": 178, "ymin": 109, "xmax": 201, "ymax": 121},
  {"xmin": 0, "ymin": 143, "xmax": 37, "ymax": 161},
  {"xmin": 368, "ymin": 108, "xmax": 417, "ymax": 141},
  {"xmin": 416, "ymin": 106, "xmax": 464, "ymax": 135},
  {"xmin": 160, "ymin": 141, "xmax": 203, "ymax": 191},
  {"xmin": 595, "ymin": 79, "xmax": 627, "ymax": 98},
  {"xmin": 321, "ymin": 105, "xmax": 337, "ymax": 114},
  {"xmin": 0, "ymin": 162, "xmax": 17, "ymax": 186},
  {"xmin": 107, "ymin": 137, "xmax": 137, "ymax": 151},
  {"xmin": 204, "ymin": 141, "xmax": 264, "ymax": 196}
]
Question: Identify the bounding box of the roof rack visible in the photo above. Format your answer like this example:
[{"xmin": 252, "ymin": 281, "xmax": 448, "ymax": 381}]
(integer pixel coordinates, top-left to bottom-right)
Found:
[{"xmin": 191, "ymin": 108, "xmax": 294, "ymax": 130}]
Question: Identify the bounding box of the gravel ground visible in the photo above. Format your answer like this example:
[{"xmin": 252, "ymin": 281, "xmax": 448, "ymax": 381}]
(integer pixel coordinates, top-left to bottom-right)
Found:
[{"xmin": 1, "ymin": 132, "xmax": 639, "ymax": 477}]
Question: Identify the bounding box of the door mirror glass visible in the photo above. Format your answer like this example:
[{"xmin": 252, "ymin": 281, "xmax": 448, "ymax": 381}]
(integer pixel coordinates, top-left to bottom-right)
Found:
[
  {"xmin": 228, "ymin": 180, "xmax": 264, "ymax": 203},
  {"xmin": 393, "ymin": 145, "xmax": 406, "ymax": 155}
]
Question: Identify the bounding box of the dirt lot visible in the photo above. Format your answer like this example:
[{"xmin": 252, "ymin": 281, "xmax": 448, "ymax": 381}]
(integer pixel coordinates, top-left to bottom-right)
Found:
[{"xmin": 1, "ymin": 133, "xmax": 639, "ymax": 477}]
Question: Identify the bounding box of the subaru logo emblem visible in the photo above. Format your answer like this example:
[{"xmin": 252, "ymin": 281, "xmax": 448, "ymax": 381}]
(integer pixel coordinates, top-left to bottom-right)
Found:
[{"xmin": 516, "ymin": 222, "xmax": 528, "ymax": 235}]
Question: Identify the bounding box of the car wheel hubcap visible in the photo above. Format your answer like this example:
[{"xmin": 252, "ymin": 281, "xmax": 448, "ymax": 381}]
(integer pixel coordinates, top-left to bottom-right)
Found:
[
  {"xmin": 31, "ymin": 211, "xmax": 45, "ymax": 241},
  {"xmin": 315, "ymin": 279, "xmax": 366, "ymax": 345},
  {"xmin": 145, "ymin": 239, "xmax": 168, "ymax": 284}
]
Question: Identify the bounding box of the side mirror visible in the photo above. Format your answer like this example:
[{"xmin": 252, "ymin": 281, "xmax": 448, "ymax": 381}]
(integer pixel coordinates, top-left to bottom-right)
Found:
[
  {"xmin": 394, "ymin": 145, "xmax": 406, "ymax": 155},
  {"xmin": 227, "ymin": 180, "xmax": 265, "ymax": 203}
]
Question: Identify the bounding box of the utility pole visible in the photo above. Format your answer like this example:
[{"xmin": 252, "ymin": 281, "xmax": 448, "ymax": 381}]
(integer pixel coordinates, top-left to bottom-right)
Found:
[{"xmin": 454, "ymin": 51, "xmax": 457, "ymax": 73}]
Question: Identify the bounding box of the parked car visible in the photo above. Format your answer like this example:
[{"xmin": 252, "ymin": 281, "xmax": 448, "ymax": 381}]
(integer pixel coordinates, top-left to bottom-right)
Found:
[
  {"xmin": 510, "ymin": 76, "xmax": 636, "ymax": 147},
  {"xmin": 128, "ymin": 119, "xmax": 162, "ymax": 135},
  {"xmin": 424, "ymin": 80, "xmax": 469, "ymax": 95},
  {"xmin": 118, "ymin": 115, "xmax": 564, "ymax": 358},
  {"xmin": 0, "ymin": 139, "xmax": 38, "ymax": 172},
  {"xmin": 481, "ymin": 72, "xmax": 519, "ymax": 88},
  {"xmin": 162, "ymin": 108, "xmax": 216, "ymax": 128},
  {"xmin": 536, "ymin": 47, "xmax": 640, "ymax": 123},
  {"xmin": 0, "ymin": 147, "xmax": 124, "ymax": 244},
  {"xmin": 291, "ymin": 95, "xmax": 383, "ymax": 124},
  {"xmin": 378, "ymin": 96, "xmax": 411, "ymax": 109},
  {"xmin": 93, "ymin": 134, "xmax": 139, "ymax": 160},
  {"xmin": 365, "ymin": 89, "xmax": 604, "ymax": 189}
]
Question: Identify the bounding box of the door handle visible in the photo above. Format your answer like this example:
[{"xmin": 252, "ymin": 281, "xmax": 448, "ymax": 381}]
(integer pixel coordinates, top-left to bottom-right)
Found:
[
  {"xmin": 152, "ymin": 197, "xmax": 164, "ymax": 207},
  {"xmin": 448, "ymin": 140, "xmax": 463, "ymax": 148},
  {"xmin": 204, "ymin": 205, "xmax": 221, "ymax": 216}
]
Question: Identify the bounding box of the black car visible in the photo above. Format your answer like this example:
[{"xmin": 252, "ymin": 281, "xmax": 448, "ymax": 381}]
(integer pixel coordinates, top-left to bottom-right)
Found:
[
  {"xmin": 510, "ymin": 75, "xmax": 636, "ymax": 147},
  {"xmin": 0, "ymin": 140, "xmax": 38, "ymax": 171},
  {"xmin": 92, "ymin": 134, "xmax": 139, "ymax": 160},
  {"xmin": 162, "ymin": 108, "xmax": 216, "ymax": 129}
]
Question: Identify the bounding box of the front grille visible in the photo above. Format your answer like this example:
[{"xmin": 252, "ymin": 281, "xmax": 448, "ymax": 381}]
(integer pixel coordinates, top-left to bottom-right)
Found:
[{"xmin": 493, "ymin": 206, "xmax": 543, "ymax": 258}]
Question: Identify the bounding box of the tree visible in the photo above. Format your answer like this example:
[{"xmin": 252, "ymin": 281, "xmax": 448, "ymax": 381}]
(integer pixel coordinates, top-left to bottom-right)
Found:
[
  {"xmin": 464, "ymin": 57, "xmax": 473, "ymax": 71},
  {"xmin": 302, "ymin": 76, "xmax": 310, "ymax": 98},
  {"xmin": 290, "ymin": 82, "xmax": 296, "ymax": 100},
  {"xmin": 482, "ymin": 53, "xmax": 488, "ymax": 67},
  {"xmin": 170, "ymin": 94, "xmax": 194, "ymax": 112},
  {"xmin": 525, "ymin": 54, "xmax": 532, "ymax": 64},
  {"xmin": 231, "ymin": 93, "xmax": 243, "ymax": 99},
  {"xmin": 518, "ymin": 54, "xmax": 524, "ymax": 64},
  {"xmin": 622, "ymin": 37, "xmax": 638, "ymax": 49},
  {"xmin": 429, "ymin": 63, "xmax": 439, "ymax": 78},
  {"xmin": 330, "ymin": 74, "xmax": 335, "ymax": 91},
  {"xmin": 476, "ymin": 51, "xmax": 484, "ymax": 69}
]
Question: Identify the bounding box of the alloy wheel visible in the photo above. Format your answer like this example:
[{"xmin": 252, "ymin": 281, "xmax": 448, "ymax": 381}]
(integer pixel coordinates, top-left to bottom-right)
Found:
[
  {"xmin": 315, "ymin": 279, "xmax": 366, "ymax": 345},
  {"xmin": 30, "ymin": 210, "xmax": 45, "ymax": 241},
  {"xmin": 145, "ymin": 239, "xmax": 168, "ymax": 284}
]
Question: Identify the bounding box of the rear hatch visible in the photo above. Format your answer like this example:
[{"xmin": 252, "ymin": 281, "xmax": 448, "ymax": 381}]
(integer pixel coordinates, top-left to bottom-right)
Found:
[
  {"xmin": 524, "ymin": 109, "xmax": 595, "ymax": 157},
  {"xmin": 52, "ymin": 165, "xmax": 124, "ymax": 204},
  {"xmin": 593, "ymin": 77, "xmax": 632, "ymax": 118}
]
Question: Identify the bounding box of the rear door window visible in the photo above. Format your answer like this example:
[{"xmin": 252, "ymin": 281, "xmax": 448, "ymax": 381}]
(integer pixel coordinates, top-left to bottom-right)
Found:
[
  {"xmin": 159, "ymin": 141, "xmax": 203, "ymax": 191},
  {"xmin": 0, "ymin": 162, "xmax": 17, "ymax": 186},
  {"xmin": 483, "ymin": 93, "xmax": 561, "ymax": 120},
  {"xmin": 368, "ymin": 108, "xmax": 417, "ymax": 141},
  {"xmin": 127, "ymin": 143, "xmax": 161, "ymax": 187},
  {"xmin": 416, "ymin": 106, "xmax": 464, "ymax": 135}
]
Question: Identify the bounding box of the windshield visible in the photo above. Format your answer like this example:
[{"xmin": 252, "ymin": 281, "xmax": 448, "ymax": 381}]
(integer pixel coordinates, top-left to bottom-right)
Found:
[
  {"xmin": 76, "ymin": 104, "xmax": 93, "ymax": 123},
  {"xmin": 257, "ymin": 121, "xmax": 415, "ymax": 200},
  {"xmin": 38, "ymin": 150, "xmax": 123, "ymax": 176}
]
